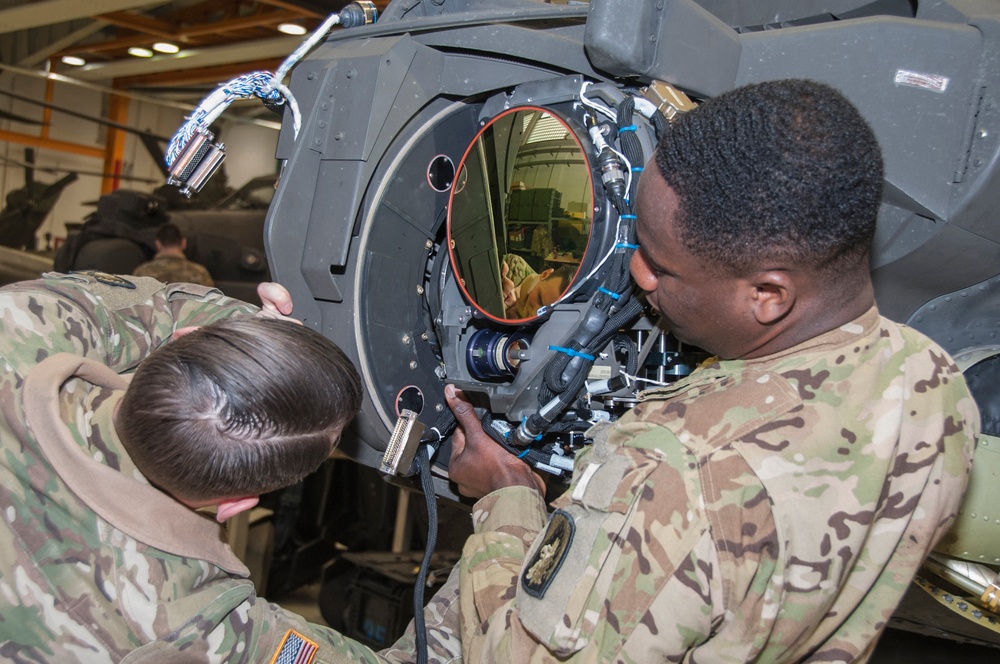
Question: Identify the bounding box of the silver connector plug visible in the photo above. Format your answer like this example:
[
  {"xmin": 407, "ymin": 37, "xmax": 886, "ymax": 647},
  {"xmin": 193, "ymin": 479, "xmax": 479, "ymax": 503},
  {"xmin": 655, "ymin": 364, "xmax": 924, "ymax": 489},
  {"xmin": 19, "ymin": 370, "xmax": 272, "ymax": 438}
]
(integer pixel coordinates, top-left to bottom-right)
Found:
[
  {"xmin": 167, "ymin": 131, "xmax": 227, "ymax": 197},
  {"xmin": 380, "ymin": 409, "xmax": 426, "ymax": 476}
]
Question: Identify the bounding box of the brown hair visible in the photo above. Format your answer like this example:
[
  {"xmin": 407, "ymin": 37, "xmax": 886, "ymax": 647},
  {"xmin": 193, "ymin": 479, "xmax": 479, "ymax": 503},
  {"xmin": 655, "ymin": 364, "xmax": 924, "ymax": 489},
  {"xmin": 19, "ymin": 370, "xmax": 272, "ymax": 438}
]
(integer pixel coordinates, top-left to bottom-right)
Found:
[
  {"xmin": 117, "ymin": 317, "xmax": 362, "ymax": 502},
  {"xmin": 155, "ymin": 222, "xmax": 185, "ymax": 248}
]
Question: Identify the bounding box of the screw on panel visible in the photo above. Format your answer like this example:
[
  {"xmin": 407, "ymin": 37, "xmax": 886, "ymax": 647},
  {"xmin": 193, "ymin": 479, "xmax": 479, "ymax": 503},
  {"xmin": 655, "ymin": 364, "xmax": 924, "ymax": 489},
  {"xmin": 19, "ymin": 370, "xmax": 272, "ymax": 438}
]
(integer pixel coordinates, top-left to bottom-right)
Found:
[
  {"xmin": 402, "ymin": 334, "xmax": 411, "ymax": 345},
  {"xmin": 416, "ymin": 285, "xmax": 425, "ymax": 295},
  {"xmin": 425, "ymin": 240, "xmax": 433, "ymax": 249},
  {"xmin": 409, "ymin": 361, "xmax": 418, "ymax": 370},
  {"xmin": 435, "ymin": 403, "xmax": 444, "ymax": 412}
]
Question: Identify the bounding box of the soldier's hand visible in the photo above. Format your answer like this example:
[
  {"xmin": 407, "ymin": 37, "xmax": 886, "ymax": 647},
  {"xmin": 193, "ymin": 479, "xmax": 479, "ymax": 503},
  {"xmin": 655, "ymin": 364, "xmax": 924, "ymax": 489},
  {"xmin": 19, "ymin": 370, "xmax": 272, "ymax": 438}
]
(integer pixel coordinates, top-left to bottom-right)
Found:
[
  {"xmin": 501, "ymin": 263, "xmax": 517, "ymax": 309},
  {"xmin": 445, "ymin": 384, "xmax": 545, "ymax": 499},
  {"xmin": 256, "ymin": 282, "xmax": 301, "ymax": 323}
]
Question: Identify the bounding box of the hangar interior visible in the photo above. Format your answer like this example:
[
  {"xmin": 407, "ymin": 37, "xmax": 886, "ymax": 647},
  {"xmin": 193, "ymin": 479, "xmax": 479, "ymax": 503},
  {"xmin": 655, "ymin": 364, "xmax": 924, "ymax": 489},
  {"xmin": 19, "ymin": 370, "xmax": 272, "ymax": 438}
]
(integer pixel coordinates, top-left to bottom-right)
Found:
[{"xmin": 1, "ymin": 0, "xmax": 999, "ymax": 660}]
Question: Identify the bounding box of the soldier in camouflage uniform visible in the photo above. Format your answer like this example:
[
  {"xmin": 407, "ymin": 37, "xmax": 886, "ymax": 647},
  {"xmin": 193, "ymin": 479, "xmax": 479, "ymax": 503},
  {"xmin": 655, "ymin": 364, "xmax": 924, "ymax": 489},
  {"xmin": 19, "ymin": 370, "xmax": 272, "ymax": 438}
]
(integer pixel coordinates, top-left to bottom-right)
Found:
[
  {"xmin": 132, "ymin": 222, "xmax": 214, "ymax": 286},
  {"xmin": 0, "ymin": 272, "xmax": 381, "ymax": 662},
  {"xmin": 429, "ymin": 80, "xmax": 979, "ymax": 662}
]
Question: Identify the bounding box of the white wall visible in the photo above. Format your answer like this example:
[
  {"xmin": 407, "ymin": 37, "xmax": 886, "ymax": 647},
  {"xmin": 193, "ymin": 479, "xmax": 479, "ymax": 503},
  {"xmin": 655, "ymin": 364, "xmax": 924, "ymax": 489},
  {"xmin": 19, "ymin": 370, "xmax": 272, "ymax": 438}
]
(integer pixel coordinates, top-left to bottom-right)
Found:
[{"xmin": 219, "ymin": 118, "xmax": 281, "ymax": 187}]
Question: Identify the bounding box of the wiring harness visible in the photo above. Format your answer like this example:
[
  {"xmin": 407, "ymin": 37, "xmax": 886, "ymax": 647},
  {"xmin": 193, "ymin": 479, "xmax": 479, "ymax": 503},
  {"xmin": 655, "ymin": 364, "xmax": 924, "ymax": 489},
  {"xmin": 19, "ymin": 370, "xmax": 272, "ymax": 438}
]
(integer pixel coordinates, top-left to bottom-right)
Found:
[
  {"xmin": 164, "ymin": 2, "xmax": 377, "ymax": 197},
  {"xmin": 501, "ymin": 83, "xmax": 670, "ymax": 467}
]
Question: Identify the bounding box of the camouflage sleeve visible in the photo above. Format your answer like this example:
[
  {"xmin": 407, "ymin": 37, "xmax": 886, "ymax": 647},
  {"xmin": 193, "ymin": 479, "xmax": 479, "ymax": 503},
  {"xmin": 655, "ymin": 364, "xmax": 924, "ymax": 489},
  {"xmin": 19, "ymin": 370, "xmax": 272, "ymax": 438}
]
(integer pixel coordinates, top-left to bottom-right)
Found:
[
  {"xmin": 121, "ymin": 590, "xmax": 387, "ymax": 664},
  {"xmin": 457, "ymin": 487, "xmax": 548, "ymax": 648},
  {"xmin": 0, "ymin": 272, "xmax": 257, "ymax": 376},
  {"xmin": 502, "ymin": 253, "xmax": 536, "ymax": 287},
  {"xmin": 380, "ymin": 566, "xmax": 463, "ymax": 663},
  {"xmin": 381, "ymin": 489, "xmax": 547, "ymax": 663}
]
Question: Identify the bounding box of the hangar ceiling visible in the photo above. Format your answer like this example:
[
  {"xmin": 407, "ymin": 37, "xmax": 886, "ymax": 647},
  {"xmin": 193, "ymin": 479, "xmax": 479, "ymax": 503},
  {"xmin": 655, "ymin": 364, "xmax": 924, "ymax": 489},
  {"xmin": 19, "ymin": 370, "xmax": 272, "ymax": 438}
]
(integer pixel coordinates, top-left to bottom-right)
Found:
[{"xmin": 0, "ymin": 0, "xmax": 389, "ymax": 95}]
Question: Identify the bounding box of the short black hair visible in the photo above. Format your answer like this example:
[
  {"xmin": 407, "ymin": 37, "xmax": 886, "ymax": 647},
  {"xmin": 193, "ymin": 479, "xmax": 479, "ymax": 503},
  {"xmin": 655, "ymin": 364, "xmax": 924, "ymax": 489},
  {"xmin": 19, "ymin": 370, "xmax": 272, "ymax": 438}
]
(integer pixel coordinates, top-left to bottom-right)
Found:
[
  {"xmin": 156, "ymin": 222, "xmax": 184, "ymax": 247},
  {"xmin": 654, "ymin": 79, "xmax": 883, "ymax": 275}
]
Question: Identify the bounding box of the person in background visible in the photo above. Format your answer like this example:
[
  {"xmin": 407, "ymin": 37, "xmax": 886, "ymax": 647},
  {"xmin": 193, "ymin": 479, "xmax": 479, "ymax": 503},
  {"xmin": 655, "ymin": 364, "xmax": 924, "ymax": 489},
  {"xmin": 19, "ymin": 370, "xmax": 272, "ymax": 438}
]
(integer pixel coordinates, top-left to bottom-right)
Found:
[
  {"xmin": 421, "ymin": 79, "xmax": 979, "ymax": 662},
  {"xmin": 132, "ymin": 221, "xmax": 214, "ymax": 286},
  {"xmin": 0, "ymin": 272, "xmax": 380, "ymax": 662},
  {"xmin": 501, "ymin": 253, "xmax": 573, "ymax": 319}
]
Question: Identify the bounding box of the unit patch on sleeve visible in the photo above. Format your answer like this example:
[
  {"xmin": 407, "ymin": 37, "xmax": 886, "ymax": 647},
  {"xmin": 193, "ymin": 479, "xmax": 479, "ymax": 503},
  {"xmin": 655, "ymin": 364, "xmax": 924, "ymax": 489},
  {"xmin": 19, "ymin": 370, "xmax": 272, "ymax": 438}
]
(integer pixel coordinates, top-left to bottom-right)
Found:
[
  {"xmin": 522, "ymin": 509, "xmax": 575, "ymax": 599},
  {"xmin": 71, "ymin": 270, "xmax": 137, "ymax": 289},
  {"xmin": 270, "ymin": 629, "xmax": 318, "ymax": 664}
]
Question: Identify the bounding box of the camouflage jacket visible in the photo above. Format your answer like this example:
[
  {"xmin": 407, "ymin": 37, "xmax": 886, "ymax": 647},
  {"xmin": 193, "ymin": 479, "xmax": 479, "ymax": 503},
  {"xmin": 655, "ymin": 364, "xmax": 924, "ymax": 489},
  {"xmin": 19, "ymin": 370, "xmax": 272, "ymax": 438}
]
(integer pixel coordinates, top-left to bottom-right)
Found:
[
  {"xmin": 0, "ymin": 273, "xmax": 377, "ymax": 663},
  {"xmin": 132, "ymin": 255, "xmax": 215, "ymax": 287},
  {"xmin": 452, "ymin": 306, "xmax": 978, "ymax": 663}
]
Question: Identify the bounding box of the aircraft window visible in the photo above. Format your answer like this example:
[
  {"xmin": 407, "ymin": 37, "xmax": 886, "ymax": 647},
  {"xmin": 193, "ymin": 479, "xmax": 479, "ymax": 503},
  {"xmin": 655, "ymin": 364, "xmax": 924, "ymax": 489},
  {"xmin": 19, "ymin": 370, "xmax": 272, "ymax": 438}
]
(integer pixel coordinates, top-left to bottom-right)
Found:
[{"xmin": 447, "ymin": 106, "xmax": 593, "ymax": 323}]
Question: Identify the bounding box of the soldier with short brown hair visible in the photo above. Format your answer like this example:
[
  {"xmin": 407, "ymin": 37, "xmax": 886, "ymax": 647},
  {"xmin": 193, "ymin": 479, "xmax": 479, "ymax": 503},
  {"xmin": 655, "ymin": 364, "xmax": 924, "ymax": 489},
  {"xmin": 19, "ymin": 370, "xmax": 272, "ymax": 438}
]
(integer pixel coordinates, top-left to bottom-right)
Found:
[
  {"xmin": 132, "ymin": 222, "xmax": 215, "ymax": 286},
  {"xmin": 0, "ymin": 272, "xmax": 376, "ymax": 662}
]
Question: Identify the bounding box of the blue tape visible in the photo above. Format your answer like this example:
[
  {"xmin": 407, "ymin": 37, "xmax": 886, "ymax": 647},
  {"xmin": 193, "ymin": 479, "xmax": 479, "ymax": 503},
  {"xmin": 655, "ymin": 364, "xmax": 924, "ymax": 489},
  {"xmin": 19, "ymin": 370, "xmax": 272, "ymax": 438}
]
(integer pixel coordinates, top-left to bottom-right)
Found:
[
  {"xmin": 548, "ymin": 345, "xmax": 596, "ymax": 361},
  {"xmin": 616, "ymin": 242, "xmax": 639, "ymax": 250},
  {"xmin": 618, "ymin": 125, "xmax": 638, "ymax": 133},
  {"xmin": 598, "ymin": 287, "xmax": 621, "ymax": 300}
]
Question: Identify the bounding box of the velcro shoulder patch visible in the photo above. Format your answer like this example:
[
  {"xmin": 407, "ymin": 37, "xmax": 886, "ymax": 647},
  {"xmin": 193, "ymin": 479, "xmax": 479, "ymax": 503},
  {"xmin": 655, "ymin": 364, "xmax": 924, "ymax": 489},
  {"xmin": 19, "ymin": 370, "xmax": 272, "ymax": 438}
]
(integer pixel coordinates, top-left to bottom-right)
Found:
[
  {"xmin": 270, "ymin": 629, "xmax": 318, "ymax": 664},
  {"xmin": 71, "ymin": 270, "xmax": 137, "ymax": 289},
  {"xmin": 522, "ymin": 509, "xmax": 575, "ymax": 599}
]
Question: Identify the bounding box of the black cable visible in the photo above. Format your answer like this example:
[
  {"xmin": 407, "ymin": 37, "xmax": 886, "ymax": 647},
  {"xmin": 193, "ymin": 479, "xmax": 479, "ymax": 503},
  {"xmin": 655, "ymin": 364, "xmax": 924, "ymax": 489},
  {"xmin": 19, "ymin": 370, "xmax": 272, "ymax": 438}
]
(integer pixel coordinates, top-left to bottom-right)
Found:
[{"xmin": 413, "ymin": 446, "xmax": 438, "ymax": 664}]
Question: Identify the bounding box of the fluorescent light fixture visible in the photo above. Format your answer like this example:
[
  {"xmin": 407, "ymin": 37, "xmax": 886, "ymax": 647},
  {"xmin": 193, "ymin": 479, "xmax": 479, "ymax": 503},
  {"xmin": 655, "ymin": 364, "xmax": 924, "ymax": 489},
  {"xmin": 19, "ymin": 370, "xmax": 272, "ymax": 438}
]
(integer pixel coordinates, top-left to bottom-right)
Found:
[
  {"xmin": 277, "ymin": 22, "xmax": 307, "ymax": 36},
  {"xmin": 127, "ymin": 47, "xmax": 154, "ymax": 58},
  {"xmin": 152, "ymin": 42, "xmax": 180, "ymax": 54},
  {"xmin": 61, "ymin": 55, "xmax": 86, "ymax": 66}
]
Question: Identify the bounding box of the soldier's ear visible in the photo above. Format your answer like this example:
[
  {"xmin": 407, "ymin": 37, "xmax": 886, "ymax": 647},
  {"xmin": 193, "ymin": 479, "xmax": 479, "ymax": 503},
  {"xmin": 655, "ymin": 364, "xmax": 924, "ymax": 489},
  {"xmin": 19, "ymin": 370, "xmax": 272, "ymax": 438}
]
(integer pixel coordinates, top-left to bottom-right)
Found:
[
  {"xmin": 171, "ymin": 326, "xmax": 201, "ymax": 340},
  {"xmin": 748, "ymin": 270, "xmax": 795, "ymax": 325},
  {"xmin": 215, "ymin": 496, "xmax": 260, "ymax": 523}
]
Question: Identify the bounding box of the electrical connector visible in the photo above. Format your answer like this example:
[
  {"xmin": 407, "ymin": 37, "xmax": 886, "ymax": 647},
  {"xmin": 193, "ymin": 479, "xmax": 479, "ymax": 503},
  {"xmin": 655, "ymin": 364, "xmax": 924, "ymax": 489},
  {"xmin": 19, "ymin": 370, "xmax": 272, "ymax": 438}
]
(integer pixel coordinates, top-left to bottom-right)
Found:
[
  {"xmin": 339, "ymin": 1, "xmax": 378, "ymax": 28},
  {"xmin": 641, "ymin": 81, "xmax": 697, "ymax": 122},
  {"xmin": 381, "ymin": 409, "xmax": 426, "ymax": 476},
  {"xmin": 166, "ymin": 131, "xmax": 227, "ymax": 197}
]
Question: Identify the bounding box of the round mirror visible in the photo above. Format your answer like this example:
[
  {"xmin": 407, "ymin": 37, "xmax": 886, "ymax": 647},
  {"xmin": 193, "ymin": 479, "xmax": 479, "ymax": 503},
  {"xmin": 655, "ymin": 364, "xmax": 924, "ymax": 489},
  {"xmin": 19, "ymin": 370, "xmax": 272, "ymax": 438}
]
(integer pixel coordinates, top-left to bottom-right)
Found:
[{"xmin": 448, "ymin": 106, "xmax": 594, "ymax": 323}]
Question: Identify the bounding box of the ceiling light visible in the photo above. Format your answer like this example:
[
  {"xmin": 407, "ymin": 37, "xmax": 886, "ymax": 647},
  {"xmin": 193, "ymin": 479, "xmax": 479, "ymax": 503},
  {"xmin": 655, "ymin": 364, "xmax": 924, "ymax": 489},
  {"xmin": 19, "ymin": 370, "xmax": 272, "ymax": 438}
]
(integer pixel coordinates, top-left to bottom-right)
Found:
[
  {"xmin": 277, "ymin": 23, "xmax": 307, "ymax": 36},
  {"xmin": 152, "ymin": 42, "xmax": 180, "ymax": 54},
  {"xmin": 127, "ymin": 47, "xmax": 154, "ymax": 58},
  {"xmin": 61, "ymin": 55, "xmax": 86, "ymax": 66}
]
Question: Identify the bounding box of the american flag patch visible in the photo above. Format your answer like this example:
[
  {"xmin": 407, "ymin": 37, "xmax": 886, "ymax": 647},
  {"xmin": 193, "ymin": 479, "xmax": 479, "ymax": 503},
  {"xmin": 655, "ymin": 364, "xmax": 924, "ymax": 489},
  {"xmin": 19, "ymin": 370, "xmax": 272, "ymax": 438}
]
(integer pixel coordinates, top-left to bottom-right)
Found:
[{"xmin": 270, "ymin": 629, "xmax": 318, "ymax": 664}]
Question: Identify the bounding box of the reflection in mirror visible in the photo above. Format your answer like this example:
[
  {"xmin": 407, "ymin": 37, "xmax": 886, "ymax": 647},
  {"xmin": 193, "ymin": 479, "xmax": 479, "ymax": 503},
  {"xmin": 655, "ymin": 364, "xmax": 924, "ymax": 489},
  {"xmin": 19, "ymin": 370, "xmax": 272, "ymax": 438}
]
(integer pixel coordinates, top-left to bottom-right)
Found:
[{"xmin": 448, "ymin": 107, "xmax": 593, "ymax": 322}]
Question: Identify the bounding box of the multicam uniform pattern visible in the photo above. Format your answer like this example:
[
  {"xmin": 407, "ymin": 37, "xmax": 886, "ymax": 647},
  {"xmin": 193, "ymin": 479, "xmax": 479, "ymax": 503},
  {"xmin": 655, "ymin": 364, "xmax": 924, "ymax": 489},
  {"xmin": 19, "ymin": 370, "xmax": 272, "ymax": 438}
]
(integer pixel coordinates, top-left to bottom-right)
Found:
[
  {"xmin": 0, "ymin": 273, "xmax": 379, "ymax": 663},
  {"xmin": 452, "ymin": 306, "xmax": 978, "ymax": 663},
  {"xmin": 132, "ymin": 255, "xmax": 215, "ymax": 287}
]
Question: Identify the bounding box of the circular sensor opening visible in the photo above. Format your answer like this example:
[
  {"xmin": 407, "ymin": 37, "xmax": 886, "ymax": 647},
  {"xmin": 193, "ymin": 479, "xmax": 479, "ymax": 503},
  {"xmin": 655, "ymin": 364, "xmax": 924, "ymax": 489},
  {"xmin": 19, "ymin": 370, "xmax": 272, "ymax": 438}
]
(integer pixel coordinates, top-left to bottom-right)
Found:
[
  {"xmin": 427, "ymin": 154, "xmax": 456, "ymax": 192},
  {"xmin": 395, "ymin": 385, "xmax": 425, "ymax": 416}
]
